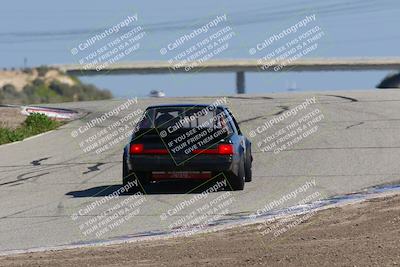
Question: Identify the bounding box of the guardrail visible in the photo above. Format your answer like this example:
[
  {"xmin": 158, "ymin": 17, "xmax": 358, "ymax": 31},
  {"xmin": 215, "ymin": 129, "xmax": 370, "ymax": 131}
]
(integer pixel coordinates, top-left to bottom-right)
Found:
[{"xmin": 56, "ymin": 58, "xmax": 400, "ymax": 93}]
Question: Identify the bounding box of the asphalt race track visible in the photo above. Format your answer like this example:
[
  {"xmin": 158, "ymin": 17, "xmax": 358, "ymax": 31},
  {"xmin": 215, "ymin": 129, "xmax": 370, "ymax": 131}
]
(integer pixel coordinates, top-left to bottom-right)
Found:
[{"xmin": 1, "ymin": 90, "xmax": 400, "ymax": 253}]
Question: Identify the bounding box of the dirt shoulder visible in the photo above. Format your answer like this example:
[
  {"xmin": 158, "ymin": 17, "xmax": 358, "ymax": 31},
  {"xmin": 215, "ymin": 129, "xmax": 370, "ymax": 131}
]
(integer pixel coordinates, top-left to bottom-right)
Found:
[
  {"xmin": 2, "ymin": 194, "xmax": 400, "ymax": 267},
  {"xmin": 0, "ymin": 107, "xmax": 25, "ymax": 129}
]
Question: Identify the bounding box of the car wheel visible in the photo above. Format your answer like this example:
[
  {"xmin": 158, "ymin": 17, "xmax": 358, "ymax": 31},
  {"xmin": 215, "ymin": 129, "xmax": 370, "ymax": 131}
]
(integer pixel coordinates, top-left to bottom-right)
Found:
[
  {"xmin": 123, "ymin": 157, "xmax": 134, "ymax": 190},
  {"xmin": 245, "ymin": 147, "xmax": 252, "ymax": 182},
  {"xmin": 227, "ymin": 157, "xmax": 245, "ymax": 191},
  {"xmin": 122, "ymin": 156, "xmax": 145, "ymax": 193}
]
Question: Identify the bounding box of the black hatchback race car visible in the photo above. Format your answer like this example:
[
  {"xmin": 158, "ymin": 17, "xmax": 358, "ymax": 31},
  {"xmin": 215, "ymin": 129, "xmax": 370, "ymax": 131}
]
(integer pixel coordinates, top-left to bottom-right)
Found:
[{"xmin": 123, "ymin": 104, "xmax": 253, "ymax": 191}]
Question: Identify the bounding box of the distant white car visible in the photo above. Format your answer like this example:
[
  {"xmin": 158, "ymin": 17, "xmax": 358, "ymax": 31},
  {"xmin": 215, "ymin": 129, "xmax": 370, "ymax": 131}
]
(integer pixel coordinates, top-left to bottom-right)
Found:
[{"xmin": 149, "ymin": 90, "xmax": 165, "ymax": 98}]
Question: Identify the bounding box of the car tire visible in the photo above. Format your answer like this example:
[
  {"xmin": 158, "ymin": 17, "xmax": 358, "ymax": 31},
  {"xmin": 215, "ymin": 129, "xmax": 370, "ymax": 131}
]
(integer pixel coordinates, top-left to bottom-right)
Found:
[
  {"xmin": 245, "ymin": 147, "xmax": 252, "ymax": 182},
  {"xmin": 122, "ymin": 156, "xmax": 146, "ymax": 193},
  {"xmin": 123, "ymin": 157, "xmax": 134, "ymax": 191},
  {"xmin": 227, "ymin": 157, "xmax": 245, "ymax": 191}
]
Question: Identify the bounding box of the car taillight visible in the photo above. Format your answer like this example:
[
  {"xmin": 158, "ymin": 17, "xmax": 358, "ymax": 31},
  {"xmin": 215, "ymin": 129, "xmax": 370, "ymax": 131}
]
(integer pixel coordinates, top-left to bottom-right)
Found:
[
  {"xmin": 130, "ymin": 144, "xmax": 144, "ymax": 154},
  {"xmin": 130, "ymin": 144, "xmax": 169, "ymax": 154},
  {"xmin": 218, "ymin": 144, "xmax": 234, "ymax": 155},
  {"xmin": 193, "ymin": 144, "xmax": 234, "ymax": 155}
]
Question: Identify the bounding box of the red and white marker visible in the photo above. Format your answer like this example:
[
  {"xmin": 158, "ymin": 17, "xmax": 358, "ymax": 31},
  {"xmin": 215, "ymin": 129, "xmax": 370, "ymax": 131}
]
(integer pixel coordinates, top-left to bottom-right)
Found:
[{"xmin": 21, "ymin": 106, "xmax": 78, "ymax": 120}]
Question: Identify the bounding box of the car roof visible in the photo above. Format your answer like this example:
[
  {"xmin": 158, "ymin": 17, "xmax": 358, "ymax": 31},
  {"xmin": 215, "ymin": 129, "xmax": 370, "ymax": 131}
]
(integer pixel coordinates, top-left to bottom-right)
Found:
[{"xmin": 145, "ymin": 104, "xmax": 227, "ymax": 109}]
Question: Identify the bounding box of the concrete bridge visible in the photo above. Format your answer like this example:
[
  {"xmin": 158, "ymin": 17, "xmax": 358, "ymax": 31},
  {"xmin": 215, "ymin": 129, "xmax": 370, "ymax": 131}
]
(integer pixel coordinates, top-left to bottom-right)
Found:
[{"xmin": 56, "ymin": 58, "xmax": 400, "ymax": 93}]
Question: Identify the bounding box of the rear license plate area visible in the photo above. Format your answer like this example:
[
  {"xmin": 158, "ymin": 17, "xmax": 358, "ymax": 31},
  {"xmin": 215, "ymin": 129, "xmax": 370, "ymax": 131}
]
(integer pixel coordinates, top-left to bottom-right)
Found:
[{"xmin": 152, "ymin": 171, "xmax": 212, "ymax": 180}]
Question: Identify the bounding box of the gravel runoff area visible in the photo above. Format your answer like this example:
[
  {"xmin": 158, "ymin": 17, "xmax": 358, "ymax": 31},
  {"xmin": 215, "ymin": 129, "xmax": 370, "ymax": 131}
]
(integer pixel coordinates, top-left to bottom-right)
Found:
[
  {"xmin": 1, "ymin": 193, "xmax": 399, "ymax": 267},
  {"xmin": 0, "ymin": 107, "xmax": 25, "ymax": 129}
]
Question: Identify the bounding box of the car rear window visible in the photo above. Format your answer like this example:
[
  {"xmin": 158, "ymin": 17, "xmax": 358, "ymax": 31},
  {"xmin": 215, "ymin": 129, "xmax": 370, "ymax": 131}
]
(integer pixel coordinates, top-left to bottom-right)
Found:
[{"xmin": 137, "ymin": 106, "xmax": 231, "ymax": 131}]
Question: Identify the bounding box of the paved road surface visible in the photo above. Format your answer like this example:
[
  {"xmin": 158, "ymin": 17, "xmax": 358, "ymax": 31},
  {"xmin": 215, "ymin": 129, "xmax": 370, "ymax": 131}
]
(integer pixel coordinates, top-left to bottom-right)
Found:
[{"xmin": 1, "ymin": 90, "xmax": 399, "ymax": 252}]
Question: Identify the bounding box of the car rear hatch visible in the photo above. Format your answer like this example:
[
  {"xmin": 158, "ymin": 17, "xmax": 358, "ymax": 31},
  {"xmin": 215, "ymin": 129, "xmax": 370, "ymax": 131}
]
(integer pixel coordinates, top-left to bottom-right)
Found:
[{"xmin": 129, "ymin": 128, "xmax": 234, "ymax": 172}]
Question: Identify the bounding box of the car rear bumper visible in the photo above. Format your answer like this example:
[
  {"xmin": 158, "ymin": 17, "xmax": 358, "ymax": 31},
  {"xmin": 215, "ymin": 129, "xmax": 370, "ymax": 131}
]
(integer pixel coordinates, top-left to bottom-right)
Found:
[{"xmin": 128, "ymin": 154, "xmax": 234, "ymax": 172}]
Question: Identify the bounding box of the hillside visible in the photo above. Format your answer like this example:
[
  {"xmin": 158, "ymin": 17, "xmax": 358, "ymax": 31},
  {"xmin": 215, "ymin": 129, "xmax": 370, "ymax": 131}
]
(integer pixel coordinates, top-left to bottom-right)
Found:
[{"xmin": 0, "ymin": 67, "xmax": 112, "ymax": 104}]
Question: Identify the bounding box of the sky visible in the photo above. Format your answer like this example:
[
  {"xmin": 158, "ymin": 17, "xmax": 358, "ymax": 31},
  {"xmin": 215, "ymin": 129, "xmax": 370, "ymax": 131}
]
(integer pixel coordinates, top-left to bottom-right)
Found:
[{"xmin": 1, "ymin": 0, "xmax": 399, "ymax": 97}]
